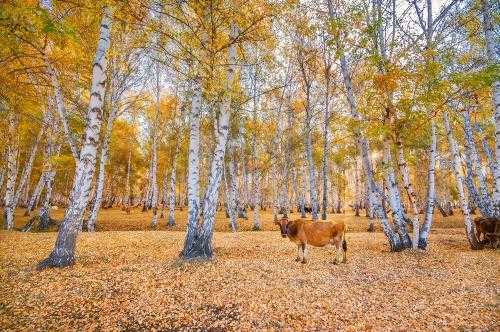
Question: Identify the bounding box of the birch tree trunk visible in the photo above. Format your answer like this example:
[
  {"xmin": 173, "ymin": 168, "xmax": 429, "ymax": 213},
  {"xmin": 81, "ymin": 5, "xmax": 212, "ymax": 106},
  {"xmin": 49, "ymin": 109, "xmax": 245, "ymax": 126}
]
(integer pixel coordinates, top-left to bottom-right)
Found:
[
  {"xmin": 149, "ymin": 63, "xmax": 161, "ymax": 227},
  {"xmin": 38, "ymin": 140, "xmax": 60, "ymax": 230},
  {"xmin": 159, "ymin": 172, "xmax": 168, "ymax": 218},
  {"xmin": 168, "ymin": 141, "xmax": 180, "ymax": 226},
  {"xmin": 299, "ymin": 163, "xmax": 307, "ymax": 218},
  {"xmin": 326, "ymin": 0, "xmax": 401, "ymax": 249},
  {"xmin": 419, "ymin": 121, "xmax": 437, "ymax": 249},
  {"xmin": 3, "ymin": 112, "xmax": 19, "ymax": 230},
  {"xmin": 180, "ymin": 77, "xmax": 202, "ymax": 258},
  {"xmin": 304, "ymin": 91, "xmax": 319, "ymax": 221},
  {"xmin": 321, "ymin": 41, "xmax": 331, "ymax": 220},
  {"xmin": 383, "ymin": 140, "xmax": 413, "ymax": 249},
  {"xmin": 87, "ymin": 94, "xmax": 118, "ymax": 232},
  {"xmin": 24, "ymin": 172, "xmax": 45, "ymax": 216},
  {"xmin": 13, "ymin": 117, "xmax": 46, "ymax": 212},
  {"xmin": 227, "ymin": 155, "xmax": 238, "ymax": 232},
  {"xmin": 475, "ymin": 123, "xmax": 498, "ymax": 180},
  {"xmin": 251, "ymin": 72, "xmax": 261, "ymax": 230},
  {"xmin": 396, "ymin": 137, "xmax": 421, "ymax": 248},
  {"xmin": 181, "ymin": 22, "xmax": 237, "ymax": 260},
  {"xmin": 37, "ymin": 7, "xmax": 112, "ymax": 269},
  {"xmin": 354, "ymin": 158, "xmax": 361, "ymax": 216},
  {"xmin": 44, "ymin": 60, "xmax": 79, "ymax": 162},
  {"xmin": 480, "ymin": 0, "xmax": 500, "ymax": 213},
  {"xmin": 443, "ymin": 112, "xmax": 482, "ymax": 250},
  {"xmin": 463, "ymin": 109, "xmax": 494, "ymax": 217}
]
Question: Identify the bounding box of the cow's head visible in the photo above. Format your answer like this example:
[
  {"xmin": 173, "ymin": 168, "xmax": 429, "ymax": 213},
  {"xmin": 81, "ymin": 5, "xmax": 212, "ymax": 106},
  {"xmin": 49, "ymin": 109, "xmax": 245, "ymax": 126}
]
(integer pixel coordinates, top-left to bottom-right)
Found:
[{"xmin": 274, "ymin": 217, "xmax": 289, "ymax": 238}]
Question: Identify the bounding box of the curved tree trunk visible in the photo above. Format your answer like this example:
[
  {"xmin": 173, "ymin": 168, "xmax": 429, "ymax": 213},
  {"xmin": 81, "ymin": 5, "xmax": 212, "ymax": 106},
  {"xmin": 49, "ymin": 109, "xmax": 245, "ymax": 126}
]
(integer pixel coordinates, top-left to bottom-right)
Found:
[
  {"xmin": 180, "ymin": 22, "xmax": 237, "ymax": 260},
  {"xmin": 463, "ymin": 109, "xmax": 493, "ymax": 218},
  {"xmin": 443, "ymin": 112, "xmax": 482, "ymax": 250},
  {"xmin": 480, "ymin": 0, "xmax": 500, "ymax": 214},
  {"xmin": 37, "ymin": 7, "xmax": 112, "ymax": 269}
]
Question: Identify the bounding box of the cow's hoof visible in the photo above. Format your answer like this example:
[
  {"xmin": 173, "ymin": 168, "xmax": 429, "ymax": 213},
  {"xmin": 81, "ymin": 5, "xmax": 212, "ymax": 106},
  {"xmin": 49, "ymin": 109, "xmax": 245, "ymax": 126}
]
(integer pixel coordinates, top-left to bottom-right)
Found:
[
  {"xmin": 295, "ymin": 257, "xmax": 301, "ymax": 262},
  {"xmin": 333, "ymin": 261, "xmax": 338, "ymax": 265},
  {"xmin": 301, "ymin": 260, "xmax": 307, "ymax": 264}
]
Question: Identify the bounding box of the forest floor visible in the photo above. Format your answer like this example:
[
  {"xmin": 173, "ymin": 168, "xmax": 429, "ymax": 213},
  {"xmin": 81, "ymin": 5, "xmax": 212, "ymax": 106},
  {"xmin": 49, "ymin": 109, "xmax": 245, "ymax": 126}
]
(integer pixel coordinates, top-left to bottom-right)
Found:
[{"xmin": 0, "ymin": 208, "xmax": 498, "ymax": 331}]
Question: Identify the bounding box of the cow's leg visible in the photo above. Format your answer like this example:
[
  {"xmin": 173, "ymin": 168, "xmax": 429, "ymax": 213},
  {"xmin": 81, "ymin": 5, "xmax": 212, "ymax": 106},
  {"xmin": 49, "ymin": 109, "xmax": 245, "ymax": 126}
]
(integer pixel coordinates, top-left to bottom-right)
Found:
[
  {"xmin": 333, "ymin": 238, "xmax": 343, "ymax": 265},
  {"xmin": 301, "ymin": 243, "xmax": 308, "ymax": 264},
  {"xmin": 296, "ymin": 244, "xmax": 303, "ymax": 262}
]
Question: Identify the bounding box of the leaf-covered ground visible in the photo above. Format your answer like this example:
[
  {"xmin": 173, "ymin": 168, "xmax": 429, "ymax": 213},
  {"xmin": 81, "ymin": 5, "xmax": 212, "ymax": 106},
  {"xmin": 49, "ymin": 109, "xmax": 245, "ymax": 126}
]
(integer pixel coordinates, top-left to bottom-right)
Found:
[{"xmin": 1, "ymin": 209, "xmax": 498, "ymax": 331}]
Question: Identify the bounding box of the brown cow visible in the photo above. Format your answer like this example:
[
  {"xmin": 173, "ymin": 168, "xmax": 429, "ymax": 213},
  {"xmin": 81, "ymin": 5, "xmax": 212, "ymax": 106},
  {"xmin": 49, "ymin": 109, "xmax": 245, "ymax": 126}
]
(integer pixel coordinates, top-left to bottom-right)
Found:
[
  {"xmin": 474, "ymin": 217, "xmax": 500, "ymax": 248},
  {"xmin": 275, "ymin": 217, "xmax": 347, "ymax": 264}
]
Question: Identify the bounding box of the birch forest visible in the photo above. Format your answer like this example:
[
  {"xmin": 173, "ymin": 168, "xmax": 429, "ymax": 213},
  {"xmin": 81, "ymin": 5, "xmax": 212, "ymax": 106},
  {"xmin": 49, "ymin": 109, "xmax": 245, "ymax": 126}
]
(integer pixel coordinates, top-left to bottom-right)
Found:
[{"xmin": 0, "ymin": 0, "xmax": 498, "ymax": 330}]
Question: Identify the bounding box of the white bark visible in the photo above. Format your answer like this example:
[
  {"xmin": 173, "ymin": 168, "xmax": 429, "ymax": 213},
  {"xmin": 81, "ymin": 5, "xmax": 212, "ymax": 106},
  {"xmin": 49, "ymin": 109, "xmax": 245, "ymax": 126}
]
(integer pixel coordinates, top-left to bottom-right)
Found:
[
  {"xmin": 475, "ymin": 123, "xmax": 498, "ymax": 180},
  {"xmin": 44, "ymin": 59, "xmax": 80, "ymax": 162},
  {"xmin": 480, "ymin": 0, "xmax": 500, "ymax": 211},
  {"xmin": 181, "ymin": 76, "xmax": 202, "ymax": 254},
  {"xmin": 25, "ymin": 172, "xmax": 45, "ymax": 216},
  {"xmin": 38, "ymin": 7, "xmax": 112, "ymax": 268},
  {"xmin": 227, "ymin": 155, "xmax": 238, "ymax": 231},
  {"xmin": 168, "ymin": 141, "xmax": 180, "ymax": 226},
  {"xmin": 396, "ymin": 138, "xmax": 421, "ymax": 249},
  {"xmin": 3, "ymin": 112, "xmax": 18, "ymax": 230},
  {"xmin": 383, "ymin": 140, "xmax": 413, "ymax": 248},
  {"xmin": 419, "ymin": 121, "xmax": 437, "ymax": 249},
  {"xmin": 326, "ymin": 0, "xmax": 401, "ymax": 249},
  {"xmin": 149, "ymin": 63, "xmax": 161, "ymax": 227},
  {"xmin": 13, "ymin": 118, "xmax": 46, "ymax": 210},
  {"xmin": 251, "ymin": 71, "xmax": 261, "ymax": 230},
  {"xmin": 443, "ymin": 112, "xmax": 482, "ymax": 249},
  {"xmin": 87, "ymin": 97, "xmax": 118, "ymax": 232},
  {"xmin": 181, "ymin": 22, "xmax": 237, "ymax": 259},
  {"xmin": 463, "ymin": 110, "xmax": 494, "ymax": 217}
]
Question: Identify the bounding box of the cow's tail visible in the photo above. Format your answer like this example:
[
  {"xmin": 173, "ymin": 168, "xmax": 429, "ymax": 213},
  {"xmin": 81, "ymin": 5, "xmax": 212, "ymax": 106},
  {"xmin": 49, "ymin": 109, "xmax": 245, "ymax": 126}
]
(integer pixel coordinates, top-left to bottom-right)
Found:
[{"xmin": 342, "ymin": 224, "xmax": 347, "ymax": 252}]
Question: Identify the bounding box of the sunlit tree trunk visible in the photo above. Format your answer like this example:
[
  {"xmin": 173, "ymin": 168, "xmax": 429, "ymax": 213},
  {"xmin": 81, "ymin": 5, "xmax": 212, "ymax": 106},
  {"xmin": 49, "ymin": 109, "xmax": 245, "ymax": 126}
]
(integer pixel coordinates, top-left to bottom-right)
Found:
[
  {"xmin": 37, "ymin": 7, "xmax": 112, "ymax": 268},
  {"xmin": 326, "ymin": 0, "xmax": 400, "ymax": 249},
  {"xmin": 419, "ymin": 121, "xmax": 437, "ymax": 249},
  {"xmin": 443, "ymin": 112, "xmax": 482, "ymax": 250}
]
